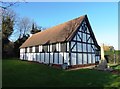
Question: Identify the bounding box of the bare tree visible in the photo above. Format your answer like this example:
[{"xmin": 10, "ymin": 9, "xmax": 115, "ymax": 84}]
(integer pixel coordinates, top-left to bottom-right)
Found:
[
  {"xmin": 0, "ymin": 0, "xmax": 26, "ymax": 10},
  {"xmin": 17, "ymin": 17, "xmax": 32, "ymax": 38}
]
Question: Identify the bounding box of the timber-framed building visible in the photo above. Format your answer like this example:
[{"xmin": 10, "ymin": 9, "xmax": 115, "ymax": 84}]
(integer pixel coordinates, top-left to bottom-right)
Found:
[{"xmin": 20, "ymin": 15, "xmax": 100, "ymax": 68}]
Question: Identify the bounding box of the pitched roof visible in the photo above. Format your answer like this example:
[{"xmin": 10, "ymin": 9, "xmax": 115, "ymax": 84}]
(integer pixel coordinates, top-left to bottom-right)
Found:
[
  {"xmin": 20, "ymin": 15, "xmax": 85, "ymax": 48},
  {"xmin": 20, "ymin": 15, "xmax": 100, "ymax": 49}
]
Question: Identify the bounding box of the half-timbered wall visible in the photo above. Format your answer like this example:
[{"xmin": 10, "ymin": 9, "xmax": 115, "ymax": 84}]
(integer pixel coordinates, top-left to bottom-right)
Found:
[
  {"xmin": 70, "ymin": 20, "xmax": 100, "ymax": 65},
  {"xmin": 20, "ymin": 42, "xmax": 70, "ymax": 65}
]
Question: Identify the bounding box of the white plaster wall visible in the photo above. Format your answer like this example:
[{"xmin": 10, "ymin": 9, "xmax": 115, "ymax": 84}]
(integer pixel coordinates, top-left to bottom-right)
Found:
[
  {"xmin": 45, "ymin": 53, "xmax": 49, "ymax": 64},
  {"xmin": 39, "ymin": 45, "xmax": 42, "ymax": 52},
  {"xmin": 83, "ymin": 54, "xmax": 87, "ymax": 64},
  {"xmin": 54, "ymin": 53, "xmax": 58, "ymax": 64},
  {"xmin": 41, "ymin": 53, "xmax": 44, "ymax": 63},
  {"xmin": 32, "ymin": 47, "xmax": 35, "ymax": 52},
  {"xmin": 50, "ymin": 44, "xmax": 52, "ymax": 52},
  {"xmin": 67, "ymin": 42, "xmax": 69, "ymax": 51},
  {"xmin": 83, "ymin": 44, "xmax": 87, "ymax": 52},
  {"xmin": 92, "ymin": 54, "xmax": 95, "ymax": 63},
  {"xmin": 78, "ymin": 32, "xmax": 81, "ymax": 38},
  {"xmin": 92, "ymin": 45, "xmax": 94, "ymax": 52},
  {"xmin": 34, "ymin": 53, "xmax": 37, "ymax": 61},
  {"xmin": 56, "ymin": 43, "xmax": 59, "ymax": 51},
  {"xmin": 71, "ymin": 42, "xmax": 76, "ymax": 51},
  {"xmin": 78, "ymin": 53, "xmax": 82, "ymax": 64},
  {"xmin": 23, "ymin": 48, "xmax": 25, "ymax": 53},
  {"xmin": 50, "ymin": 52, "xmax": 53, "ymax": 63},
  {"xmin": 39, "ymin": 53, "xmax": 41, "ymax": 62},
  {"xmin": 36, "ymin": 53, "xmax": 39, "ymax": 62},
  {"xmin": 30, "ymin": 53, "xmax": 33, "ymax": 61},
  {"xmin": 20, "ymin": 53, "xmax": 23, "ymax": 60},
  {"xmin": 26, "ymin": 53, "xmax": 28, "ymax": 60},
  {"xmin": 88, "ymin": 38, "xmax": 91, "ymax": 43},
  {"xmin": 48, "ymin": 45, "xmax": 50, "ymax": 52},
  {"xmin": 77, "ymin": 34, "xmax": 81, "ymax": 41},
  {"xmin": 88, "ymin": 44, "xmax": 91, "ymax": 52},
  {"xmin": 87, "ymin": 27, "xmax": 89, "ymax": 33},
  {"xmin": 59, "ymin": 52, "xmax": 63, "ymax": 64},
  {"xmin": 83, "ymin": 33, "xmax": 86, "ymax": 42},
  {"xmin": 29, "ymin": 53, "xmax": 32, "ymax": 61},
  {"xmin": 59, "ymin": 43, "xmax": 61, "ymax": 51},
  {"xmin": 27, "ymin": 47, "xmax": 30, "ymax": 52},
  {"xmin": 77, "ymin": 43, "xmax": 82, "ymax": 52},
  {"xmin": 28, "ymin": 53, "xmax": 32, "ymax": 61},
  {"xmin": 88, "ymin": 54, "xmax": 91, "ymax": 63},
  {"xmin": 71, "ymin": 53, "xmax": 76, "ymax": 65},
  {"xmin": 20, "ymin": 48, "xmax": 24, "ymax": 53},
  {"xmin": 23, "ymin": 53, "xmax": 25, "ymax": 60},
  {"xmin": 64, "ymin": 52, "xmax": 69, "ymax": 65}
]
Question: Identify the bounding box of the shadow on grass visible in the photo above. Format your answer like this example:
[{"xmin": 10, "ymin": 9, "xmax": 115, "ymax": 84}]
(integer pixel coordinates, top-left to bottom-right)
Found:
[{"xmin": 2, "ymin": 59, "xmax": 120, "ymax": 88}]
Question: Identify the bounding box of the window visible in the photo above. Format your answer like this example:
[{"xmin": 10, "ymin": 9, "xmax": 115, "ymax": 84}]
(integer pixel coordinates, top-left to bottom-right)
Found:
[
  {"xmin": 35, "ymin": 46, "xmax": 39, "ymax": 53},
  {"xmin": 78, "ymin": 53, "xmax": 82, "ymax": 64},
  {"xmin": 30, "ymin": 47, "xmax": 32, "ymax": 52},
  {"xmin": 88, "ymin": 44, "xmax": 91, "ymax": 52},
  {"xmin": 92, "ymin": 54, "xmax": 95, "ymax": 63},
  {"xmin": 88, "ymin": 54, "xmax": 91, "ymax": 63},
  {"xmin": 43, "ymin": 45, "xmax": 48, "ymax": 52},
  {"xmin": 87, "ymin": 35, "xmax": 90, "ymax": 43},
  {"xmin": 83, "ymin": 53, "xmax": 87, "ymax": 64},
  {"xmin": 77, "ymin": 34, "xmax": 81, "ymax": 42},
  {"xmin": 71, "ymin": 53, "xmax": 76, "ymax": 65},
  {"xmin": 83, "ymin": 33, "xmax": 86, "ymax": 42},
  {"xmin": 83, "ymin": 44, "xmax": 87, "ymax": 52},
  {"xmin": 95, "ymin": 50, "xmax": 100, "ymax": 55},
  {"xmin": 81, "ymin": 24, "xmax": 87, "ymax": 33},
  {"xmin": 88, "ymin": 38, "xmax": 91, "ymax": 43},
  {"xmin": 52, "ymin": 44, "xmax": 56, "ymax": 52},
  {"xmin": 92, "ymin": 45, "xmax": 95, "ymax": 53},
  {"xmin": 96, "ymin": 56, "xmax": 100, "ymax": 62},
  {"xmin": 61, "ymin": 43, "xmax": 67, "ymax": 52},
  {"xmin": 71, "ymin": 42, "xmax": 76, "ymax": 52},
  {"xmin": 77, "ymin": 43, "xmax": 82, "ymax": 52}
]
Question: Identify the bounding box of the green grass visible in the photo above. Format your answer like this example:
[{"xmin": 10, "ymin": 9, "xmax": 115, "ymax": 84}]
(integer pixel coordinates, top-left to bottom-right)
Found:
[
  {"xmin": 110, "ymin": 64, "xmax": 120, "ymax": 72},
  {"xmin": 2, "ymin": 58, "xmax": 120, "ymax": 87}
]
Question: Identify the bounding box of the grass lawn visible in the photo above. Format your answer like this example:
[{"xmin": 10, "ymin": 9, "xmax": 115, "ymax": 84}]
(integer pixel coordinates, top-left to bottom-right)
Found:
[{"xmin": 2, "ymin": 58, "xmax": 120, "ymax": 87}]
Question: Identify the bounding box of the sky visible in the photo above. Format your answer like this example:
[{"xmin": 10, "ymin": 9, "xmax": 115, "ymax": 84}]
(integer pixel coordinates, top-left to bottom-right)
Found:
[{"xmin": 10, "ymin": 2, "xmax": 118, "ymax": 50}]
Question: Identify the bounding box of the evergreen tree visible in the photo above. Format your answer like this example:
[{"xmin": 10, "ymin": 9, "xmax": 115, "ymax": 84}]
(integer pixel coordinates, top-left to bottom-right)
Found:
[{"xmin": 30, "ymin": 23, "xmax": 41, "ymax": 34}]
